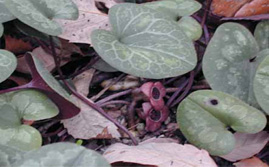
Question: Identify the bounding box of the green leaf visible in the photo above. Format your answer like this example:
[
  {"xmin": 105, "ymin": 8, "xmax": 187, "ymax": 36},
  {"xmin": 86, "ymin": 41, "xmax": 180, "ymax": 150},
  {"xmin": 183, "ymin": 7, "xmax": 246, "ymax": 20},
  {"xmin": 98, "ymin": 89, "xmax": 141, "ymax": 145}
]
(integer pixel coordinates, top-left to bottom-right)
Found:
[
  {"xmin": 178, "ymin": 16, "xmax": 202, "ymax": 41},
  {"xmin": 92, "ymin": 59, "xmax": 118, "ymax": 72},
  {"xmin": 254, "ymin": 20, "xmax": 269, "ymax": 50},
  {"xmin": 143, "ymin": 0, "xmax": 202, "ymax": 20},
  {"xmin": 254, "ymin": 50, "xmax": 269, "ymax": 115},
  {"xmin": 14, "ymin": 20, "xmax": 61, "ymax": 47},
  {"xmin": 0, "ymin": 1, "xmax": 15, "ymax": 23},
  {"xmin": 0, "ymin": 24, "xmax": 3, "ymax": 37},
  {"xmin": 202, "ymin": 22, "xmax": 262, "ymax": 107},
  {"xmin": 31, "ymin": 53, "xmax": 72, "ymax": 101},
  {"xmin": 12, "ymin": 143, "xmax": 111, "ymax": 167},
  {"xmin": 91, "ymin": 3, "xmax": 197, "ymax": 79},
  {"xmin": 0, "ymin": 90, "xmax": 59, "ymax": 151},
  {"xmin": 4, "ymin": 0, "xmax": 78, "ymax": 36},
  {"xmin": 0, "ymin": 144, "xmax": 24, "ymax": 167},
  {"xmin": 0, "ymin": 50, "xmax": 17, "ymax": 83},
  {"xmin": 177, "ymin": 90, "xmax": 267, "ymax": 156}
]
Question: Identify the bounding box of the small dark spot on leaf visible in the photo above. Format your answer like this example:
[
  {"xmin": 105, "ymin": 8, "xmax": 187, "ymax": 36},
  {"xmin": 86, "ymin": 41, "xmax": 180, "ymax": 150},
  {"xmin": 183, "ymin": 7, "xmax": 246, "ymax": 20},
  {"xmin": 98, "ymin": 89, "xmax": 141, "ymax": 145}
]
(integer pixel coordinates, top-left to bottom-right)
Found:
[
  {"xmin": 210, "ymin": 99, "xmax": 218, "ymax": 105},
  {"xmin": 249, "ymin": 56, "xmax": 256, "ymax": 62}
]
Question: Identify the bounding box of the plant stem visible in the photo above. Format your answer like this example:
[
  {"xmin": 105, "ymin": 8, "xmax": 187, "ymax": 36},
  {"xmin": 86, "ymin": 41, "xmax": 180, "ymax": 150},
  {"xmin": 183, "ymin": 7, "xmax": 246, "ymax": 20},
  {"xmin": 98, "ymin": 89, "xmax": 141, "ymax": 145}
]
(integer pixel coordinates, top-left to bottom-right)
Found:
[
  {"xmin": 166, "ymin": 79, "xmax": 188, "ymax": 107},
  {"xmin": 99, "ymin": 100, "xmax": 130, "ymax": 107},
  {"xmin": 96, "ymin": 89, "xmax": 132, "ymax": 105},
  {"xmin": 171, "ymin": 71, "xmax": 195, "ymax": 107},
  {"xmin": 49, "ymin": 36, "xmax": 138, "ymax": 145},
  {"xmin": 0, "ymin": 83, "xmax": 31, "ymax": 94}
]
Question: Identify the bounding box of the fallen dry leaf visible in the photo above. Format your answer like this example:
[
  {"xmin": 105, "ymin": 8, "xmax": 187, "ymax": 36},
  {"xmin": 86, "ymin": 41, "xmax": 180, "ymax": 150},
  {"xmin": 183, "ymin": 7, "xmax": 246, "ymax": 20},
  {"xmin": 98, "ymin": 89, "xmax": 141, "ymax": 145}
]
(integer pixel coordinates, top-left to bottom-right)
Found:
[
  {"xmin": 221, "ymin": 131, "xmax": 269, "ymax": 162},
  {"xmin": 59, "ymin": 39, "xmax": 84, "ymax": 56},
  {"xmin": 234, "ymin": 157, "xmax": 268, "ymax": 167},
  {"xmin": 73, "ymin": 68, "xmax": 95, "ymax": 96},
  {"xmin": 103, "ymin": 138, "xmax": 217, "ymax": 167},
  {"xmin": 101, "ymin": 75, "xmax": 139, "ymax": 91},
  {"xmin": 62, "ymin": 96, "xmax": 121, "ymax": 139},
  {"xmin": 5, "ymin": 35, "xmax": 34, "ymax": 54},
  {"xmin": 211, "ymin": 0, "xmax": 250, "ymax": 17},
  {"xmin": 211, "ymin": 0, "xmax": 269, "ymax": 17},
  {"xmin": 16, "ymin": 47, "xmax": 69, "ymax": 73},
  {"xmin": 235, "ymin": 0, "xmax": 269, "ymax": 17},
  {"xmin": 57, "ymin": 0, "xmax": 117, "ymax": 44}
]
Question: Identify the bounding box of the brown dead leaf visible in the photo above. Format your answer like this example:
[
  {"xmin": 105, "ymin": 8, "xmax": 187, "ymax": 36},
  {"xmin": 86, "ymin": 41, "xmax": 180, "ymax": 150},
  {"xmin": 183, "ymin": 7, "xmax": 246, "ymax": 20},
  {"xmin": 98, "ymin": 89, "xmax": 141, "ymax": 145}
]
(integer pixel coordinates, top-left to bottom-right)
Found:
[
  {"xmin": 221, "ymin": 131, "xmax": 269, "ymax": 162},
  {"xmin": 5, "ymin": 35, "xmax": 34, "ymax": 54},
  {"xmin": 16, "ymin": 47, "xmax": 69, "ymax": 73},
  {"xmin": 62, "ymin": 96, "xmax": 121, "ymax": 139},
  {"xmin": 57, "ymin": 0, "xmax": 117, "ymax": 44},
  {"xmin": 9, "ymin": 76, "xmax": 30, "ymax": 86},
  {"xmin": 211, "ymin": 0, "xmax": 250, "ymax": 17},
  {"xmin": 73, "ymin": 68, "xmax": 95, "ymax": 96},
  {"xmin": 234, "ymin": 157, "xmax": 268, "ymax": 167},
  {"xmin": 211, "ymin": 0, "xmax": 269, "ymax": 17},
  {"xmin": 59, "ymin": 39, "xmax": 84, "ymax": 56},
  {"xmin": 103, "ymin": 138, "xmax": 217, "ymax": 167},
  {"xmin": 235, "ymin": 0, "xmax": 269, "ymax": 17}
]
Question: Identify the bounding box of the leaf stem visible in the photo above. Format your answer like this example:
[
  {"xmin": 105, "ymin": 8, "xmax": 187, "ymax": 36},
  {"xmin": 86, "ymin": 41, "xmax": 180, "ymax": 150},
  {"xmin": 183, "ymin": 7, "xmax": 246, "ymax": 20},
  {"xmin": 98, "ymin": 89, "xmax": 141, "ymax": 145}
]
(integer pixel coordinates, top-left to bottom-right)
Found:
[
  {"xmin": 96, "ymin": 89, "xmax": 132, "ymax": 105},
  {"xmin": 0, "ymin": 83, "xmax": 31, "ymax": 94}
]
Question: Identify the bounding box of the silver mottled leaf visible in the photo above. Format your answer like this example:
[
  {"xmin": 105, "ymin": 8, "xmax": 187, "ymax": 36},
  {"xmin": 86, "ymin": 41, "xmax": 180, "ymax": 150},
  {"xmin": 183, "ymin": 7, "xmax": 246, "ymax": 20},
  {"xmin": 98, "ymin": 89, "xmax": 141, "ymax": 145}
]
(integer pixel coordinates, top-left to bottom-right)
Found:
[
  {"xmin": 177, "ymin": 90, "xmax": 267, "ymax": 156},
  {"xmin": 0, "ymin": 90, "xmax": 59, "ymax": 151},
  {"xmin": 0, "ymin": 49, "xmax": 17, "ymax": 83},
  {"xmin": 0, "ymin": 0, "xmax": 15, "ymax": 23},
  {"xmin": 91, "ymin": 3, "xmax": 196, "ymax": 79},
  {"xmin": 254, "ymin": 50, "xmax": 269, "ymax": 115},
  {"xmin": 0, "ymin": 125, "xmax": 42, "ymax": 151},
  {"xmin": 0, "ymin": 24, "xmax": 3, "ymax": 37},
  {"xmin": 12, "ymin": 143, "xmax": 111, "ymax": 167},
  {"xmin": 4, "ymin": 0, "xmax": 78, "ymax": 36},
  {"xmin": 92, "ymin": 59, "xmax": 118, "ymax": 72},
  {"xmin": 31, "ymin": 54, "xmax": 71, "ymax": 101},
  {"xmin": 0, "ymin": 144, "xmax": 24, "ymax": 167},
  {"xmin": 202, "ymin": 22, "xmax": 262, "ymax": 107},
  {"xmin": 143, "ymin": 0, "xmax": 201, "ymax": 20},
  {"xmin": 254, "ymin": 20, "xmax": 269, "ymax": 50},
  {"xmin": 178, "ymin": 16, "xmax": 202, "ymax": 41}
]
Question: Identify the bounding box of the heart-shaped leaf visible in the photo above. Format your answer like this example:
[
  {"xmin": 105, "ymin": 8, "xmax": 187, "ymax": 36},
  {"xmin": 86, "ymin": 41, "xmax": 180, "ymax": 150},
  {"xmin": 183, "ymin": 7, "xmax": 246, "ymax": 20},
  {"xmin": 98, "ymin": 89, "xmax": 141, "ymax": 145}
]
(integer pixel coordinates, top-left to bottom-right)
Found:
[
  {"xmin": 254, "ymin": 20, "xmax": 269, "ymax": 50},
  {"xmin": 177, "ymin": 90, "xmax": 267, "ymax": 156},
  {"xmin": 0, "ymin": 50, "xmax": 17, "ymax": 83},
  {"xmin": 143, "ymin": 0, "xmax": 202, "ymax": 41},
  {"xmin": 0, "ymin": 1, "xmax": 15, "ymax": 23},
  {"xmin": 4, "ymin": 0, "xmax": 79, "ymax": 36},
  {"xmin": 0, "ymin": 90, "xmax": 59, "ymax": 151},
  {"xmin": 143, "ymin": 0, "xmax": 202, "ymax": 20},
  {"xmin": 202, "ymin": 22, "xmax": 263, "ymax": 107},
  {"xmin": 0, "ymin": 144, "xmax": 24, "ymax": 167},
  {"xmin": 14, "ymin": 20, "xmax": 61, "ymax": 47},
  {"xmin": 0, "ymin": 24, "xmax": 3, "ymax": 37},
  {"xmin": 91, "ymin": 3, "xmax": 197, "ymax": 79},
  {"xmin": 11, "ymin": 142, "xmax": 111, "ymax": 167},
  {"xmin": 92, "ymin": 59, "xmax": 118, "ymax": 72},
  {"xmin": 254, "ymin": 51, "xmax": 269, "ymax": 115},
  {"xmin": 178, "ymin": 16, "xmax": 202, "ymax": 41}
]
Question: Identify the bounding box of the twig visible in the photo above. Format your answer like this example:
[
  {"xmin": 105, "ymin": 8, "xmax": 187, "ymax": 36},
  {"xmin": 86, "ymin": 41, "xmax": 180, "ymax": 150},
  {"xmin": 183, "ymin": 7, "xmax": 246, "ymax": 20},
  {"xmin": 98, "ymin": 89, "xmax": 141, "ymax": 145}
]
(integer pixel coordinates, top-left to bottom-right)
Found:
[{"xmin": 49, "ymin": 36, "xmax": 138, "ymax": 145}]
